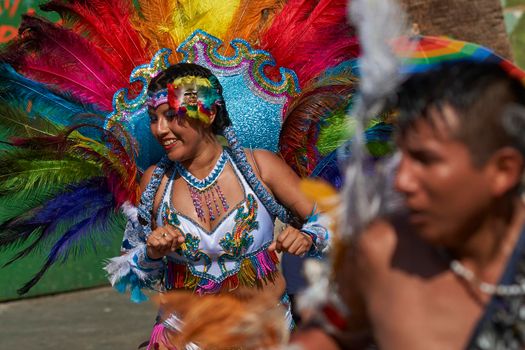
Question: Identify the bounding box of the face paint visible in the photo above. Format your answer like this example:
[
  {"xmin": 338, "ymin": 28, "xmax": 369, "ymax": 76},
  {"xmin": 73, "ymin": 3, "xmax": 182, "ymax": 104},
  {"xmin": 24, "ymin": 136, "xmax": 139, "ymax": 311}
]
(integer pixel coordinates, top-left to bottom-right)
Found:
[{"xmin": 147, "ymin": 76, "xmax": 221, "ymax": 124}]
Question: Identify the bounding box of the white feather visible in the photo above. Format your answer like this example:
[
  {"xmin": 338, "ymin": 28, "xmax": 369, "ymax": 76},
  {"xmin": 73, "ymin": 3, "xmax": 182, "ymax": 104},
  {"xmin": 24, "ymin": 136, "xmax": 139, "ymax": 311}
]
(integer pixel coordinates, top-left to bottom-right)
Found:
[
  {"xmin": 104, "ymin": 246, "xmax": 149, "ymax": 285},
  {"xmin": 120, "ymin": 200, "xmax": 138, "ymax": 222},
  {"xmin": 295, "ymin": 0, "xmax": 411, "ymax": 322},
  {"xmin": 340, "ymin": 0, "xmax": 411, "ymax": 239},
  {"xmin": 350, "ymin": 0, "xmax": 408, "ymax": 109}
]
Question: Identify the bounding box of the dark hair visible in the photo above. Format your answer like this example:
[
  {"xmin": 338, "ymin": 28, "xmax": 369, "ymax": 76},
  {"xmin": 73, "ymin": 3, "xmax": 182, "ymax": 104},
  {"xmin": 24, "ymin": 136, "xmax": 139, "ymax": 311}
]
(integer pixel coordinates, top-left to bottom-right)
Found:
[
  {"xmin": 148, "ymin": 63, "xmax": 232, "ymax": 134},
  {"xmin": 396, "ymin": 61, "xmax": 525, "ymax": 166}
]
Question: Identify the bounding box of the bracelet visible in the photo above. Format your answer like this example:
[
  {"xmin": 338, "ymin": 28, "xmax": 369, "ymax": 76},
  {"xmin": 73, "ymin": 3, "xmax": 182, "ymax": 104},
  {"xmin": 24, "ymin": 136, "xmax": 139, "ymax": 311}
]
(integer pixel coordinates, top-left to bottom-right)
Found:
[{"xmin": 300, "ymin": 210, "xmax": 330, "ymax": 257}]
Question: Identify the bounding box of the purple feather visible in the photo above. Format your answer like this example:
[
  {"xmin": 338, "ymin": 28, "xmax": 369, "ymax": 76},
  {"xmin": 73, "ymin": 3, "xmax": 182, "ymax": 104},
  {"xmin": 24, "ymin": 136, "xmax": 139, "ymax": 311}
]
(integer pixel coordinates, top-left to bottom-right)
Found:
[
  {"xmin": 0, "ymin": 178, "xmax": 112, "ymax": 249},
  {"xmin": 17, "ymin": 203, "xmax": 119, "ymax": 295}
]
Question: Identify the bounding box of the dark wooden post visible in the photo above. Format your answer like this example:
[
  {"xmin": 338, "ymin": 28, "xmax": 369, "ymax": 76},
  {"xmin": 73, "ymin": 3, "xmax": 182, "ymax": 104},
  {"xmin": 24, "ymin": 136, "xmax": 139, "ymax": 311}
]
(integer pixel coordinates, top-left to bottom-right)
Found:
[{"xmin": 399, "ymin": 0, "xmax": 512, "ymax": 59}]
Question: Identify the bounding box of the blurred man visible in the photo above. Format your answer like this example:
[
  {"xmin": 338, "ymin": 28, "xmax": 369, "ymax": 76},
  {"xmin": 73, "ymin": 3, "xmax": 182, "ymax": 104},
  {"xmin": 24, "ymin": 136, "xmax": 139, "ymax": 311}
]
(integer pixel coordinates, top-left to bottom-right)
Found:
[{"xmin": 293, "ymin": 60, "xmax": 525, "ymax": 349}]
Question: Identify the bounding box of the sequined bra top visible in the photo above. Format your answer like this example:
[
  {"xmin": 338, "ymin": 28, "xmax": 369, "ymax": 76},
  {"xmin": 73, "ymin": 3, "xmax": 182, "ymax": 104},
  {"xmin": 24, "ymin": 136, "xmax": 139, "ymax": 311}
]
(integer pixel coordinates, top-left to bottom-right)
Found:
[{"xmin": 155, "ymin": 153, "xmax": 279, "ymax": 294}]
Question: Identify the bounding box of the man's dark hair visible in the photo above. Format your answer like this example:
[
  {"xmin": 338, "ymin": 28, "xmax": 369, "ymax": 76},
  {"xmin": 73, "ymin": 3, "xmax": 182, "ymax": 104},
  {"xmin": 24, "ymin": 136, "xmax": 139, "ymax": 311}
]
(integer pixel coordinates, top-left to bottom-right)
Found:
[
  {"xmin": 148, "ymin": 63, "xmax": 232, "ymax": 134},
  {"xmin": 396, "ymin": 61, "xmax": 525, "ymax": 165}
]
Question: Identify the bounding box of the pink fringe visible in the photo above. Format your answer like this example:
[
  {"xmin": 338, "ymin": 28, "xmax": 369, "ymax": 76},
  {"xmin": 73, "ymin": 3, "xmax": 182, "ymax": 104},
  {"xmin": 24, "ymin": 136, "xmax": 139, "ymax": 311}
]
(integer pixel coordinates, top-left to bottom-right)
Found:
[
  {"xmin": 147, "ymin": 323, "xmax": 177, "ymax": 350},
  {"xmin": 257, "ymin": 250, "xmax": 274, "ymax": 278},
  {"xmin": 196, "ymin": 279, "xmax": 220, "ymax": 294}
]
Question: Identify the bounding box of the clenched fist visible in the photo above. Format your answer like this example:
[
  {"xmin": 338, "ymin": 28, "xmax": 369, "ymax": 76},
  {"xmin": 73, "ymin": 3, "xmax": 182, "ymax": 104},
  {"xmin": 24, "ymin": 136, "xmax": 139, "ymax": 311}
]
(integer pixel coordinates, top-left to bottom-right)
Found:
[
  {"xmin": 146, "ymin": 225, "xmax": 185, "ymax": 260},
  {"xmin": 269, "ymin": 226, "xmax": 313, "ymax": 257}
]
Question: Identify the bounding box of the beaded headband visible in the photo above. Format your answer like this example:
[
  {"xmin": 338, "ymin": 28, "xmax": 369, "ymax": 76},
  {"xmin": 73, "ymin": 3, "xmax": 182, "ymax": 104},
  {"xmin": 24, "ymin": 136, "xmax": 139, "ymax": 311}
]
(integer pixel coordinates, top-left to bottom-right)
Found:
[{"xmin": 147, "ymin": 90, "xmax": 169, "ymax": 109}]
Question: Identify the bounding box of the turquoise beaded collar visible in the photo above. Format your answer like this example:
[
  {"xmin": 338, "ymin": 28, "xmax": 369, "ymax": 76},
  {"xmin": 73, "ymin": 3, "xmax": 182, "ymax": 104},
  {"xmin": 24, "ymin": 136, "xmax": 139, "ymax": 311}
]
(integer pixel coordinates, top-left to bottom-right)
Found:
[{"xmin": 174, "ymin": 150, "xmax": 228, "ymax": 191}]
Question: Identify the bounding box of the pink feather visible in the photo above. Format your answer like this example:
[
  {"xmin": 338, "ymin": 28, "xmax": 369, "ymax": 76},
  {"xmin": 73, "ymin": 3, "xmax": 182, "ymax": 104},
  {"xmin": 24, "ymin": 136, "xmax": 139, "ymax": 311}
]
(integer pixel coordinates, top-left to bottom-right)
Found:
[
  {"xmin": 41, "ymin": 0, "xmax": 149, "ymax": 83},
  {"xmin": 9, "ymin": 15, "xmax": 126, "ymax": 110},
  {"xmin": 259, "ymin": 0, "xmax": 360, "ymax": 86}
]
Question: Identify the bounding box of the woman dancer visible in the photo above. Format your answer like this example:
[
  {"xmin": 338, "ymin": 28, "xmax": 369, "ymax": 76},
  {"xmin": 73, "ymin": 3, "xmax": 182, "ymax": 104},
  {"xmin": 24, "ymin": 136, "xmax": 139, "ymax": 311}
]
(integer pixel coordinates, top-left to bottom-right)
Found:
[{"xmin": 106, "ymin": 62, "xmax": 329, "ymax": 349}]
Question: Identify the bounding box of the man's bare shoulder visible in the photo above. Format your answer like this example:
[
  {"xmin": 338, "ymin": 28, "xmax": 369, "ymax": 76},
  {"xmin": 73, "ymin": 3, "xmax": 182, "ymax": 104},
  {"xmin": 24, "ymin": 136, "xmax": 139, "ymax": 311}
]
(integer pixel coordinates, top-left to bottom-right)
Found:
[
  {"xmin": 334, "ymin": 218, "xmax": 402, "ymax": 323},
  {"xmin": 353, "ymin": 218, "xmax": 400, "ymax": 273}
]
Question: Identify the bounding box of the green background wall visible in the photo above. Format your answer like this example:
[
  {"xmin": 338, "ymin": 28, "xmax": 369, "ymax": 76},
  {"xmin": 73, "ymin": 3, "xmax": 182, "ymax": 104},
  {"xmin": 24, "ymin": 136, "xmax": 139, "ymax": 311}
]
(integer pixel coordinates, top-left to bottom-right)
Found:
[
  {"xmin": 0, "ymin": 0, "xmax": 58, "ymax": 44},
  {"xmin": 0, "ymin": 237, "xmax": 122, "ymax": 301}
]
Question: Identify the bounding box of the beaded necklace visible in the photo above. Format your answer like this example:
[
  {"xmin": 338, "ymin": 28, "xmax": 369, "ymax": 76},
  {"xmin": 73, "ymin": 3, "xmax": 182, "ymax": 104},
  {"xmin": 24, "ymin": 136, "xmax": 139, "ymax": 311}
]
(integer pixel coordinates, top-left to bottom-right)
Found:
[
  {"xmin": 137, "ymin": 127, "xmax": 293, "ymax": 239},
  {"xmin": 450, "ymin": 259, "xmax": 525, "ymax": 296},
  {"xmin": 174, "ymin": 149, "xmax": 229, "ymax": 222}
]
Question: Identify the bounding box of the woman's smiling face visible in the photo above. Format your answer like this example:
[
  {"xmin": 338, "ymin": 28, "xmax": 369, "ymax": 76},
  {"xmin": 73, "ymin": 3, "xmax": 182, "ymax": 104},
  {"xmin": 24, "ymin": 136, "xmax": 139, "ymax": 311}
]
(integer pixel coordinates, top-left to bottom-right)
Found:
[{"xmin": 149, "ymin": 103, "xmax": 214, "ymax": 162}]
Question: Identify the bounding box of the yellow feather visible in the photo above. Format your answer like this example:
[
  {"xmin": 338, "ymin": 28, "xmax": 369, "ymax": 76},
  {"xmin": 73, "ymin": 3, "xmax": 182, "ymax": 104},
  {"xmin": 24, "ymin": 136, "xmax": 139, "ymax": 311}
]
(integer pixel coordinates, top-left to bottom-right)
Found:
[
  {"xmin": 222, "ymin": 0, "xmax": 285, "ymax": 55},
  {"xmin": 133, "ymin": 0, "xmax": 242, "ymax": 60},
  {"xmin": 300, "ymin": 178, "xmax": 339, "ymax": 213},
  {"xmin": 168, "ymin": 0, "xmax": 241, "ymax": 46},
  {"xmin": 300, "ymin": 178, "xmax": 340, "ymax": 243}
]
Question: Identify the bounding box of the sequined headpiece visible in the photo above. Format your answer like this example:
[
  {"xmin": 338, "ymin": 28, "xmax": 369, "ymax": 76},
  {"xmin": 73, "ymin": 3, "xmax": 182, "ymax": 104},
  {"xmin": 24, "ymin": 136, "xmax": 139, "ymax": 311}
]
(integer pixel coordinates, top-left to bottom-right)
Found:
[{"xmin": 106, "ymin": 30, "xmax": 301, "ymax": 170}]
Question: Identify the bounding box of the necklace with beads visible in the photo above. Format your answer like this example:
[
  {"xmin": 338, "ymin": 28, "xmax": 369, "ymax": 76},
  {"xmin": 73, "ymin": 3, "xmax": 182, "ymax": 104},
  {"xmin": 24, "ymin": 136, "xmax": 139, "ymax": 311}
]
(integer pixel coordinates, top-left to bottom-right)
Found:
[
  {"xmin": 449, "ymin": 259, "xmax": 525, "ymax": 296},
  {"xmin": 175, "ymin": 149, "xmax": 230, "ymax": 222}
]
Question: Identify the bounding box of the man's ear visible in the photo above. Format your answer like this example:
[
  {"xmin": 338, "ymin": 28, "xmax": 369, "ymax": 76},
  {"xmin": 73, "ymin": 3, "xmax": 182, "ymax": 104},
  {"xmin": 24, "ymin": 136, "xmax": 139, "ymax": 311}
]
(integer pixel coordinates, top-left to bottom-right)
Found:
[{"xmin": 488, "ymin": 147, "xmax": 524, "ymax": 197}]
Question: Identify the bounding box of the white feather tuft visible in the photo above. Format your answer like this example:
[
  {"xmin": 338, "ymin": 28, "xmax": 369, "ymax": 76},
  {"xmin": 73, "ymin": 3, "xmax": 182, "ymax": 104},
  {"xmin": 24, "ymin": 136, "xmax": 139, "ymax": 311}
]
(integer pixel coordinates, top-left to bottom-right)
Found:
[
  {"xmin": 339, "ymin": 0, "xmax": 411, "ymax": 239},
  {"xmin": 349, "ymin": 0, "xmax": 409, "ymax": 112},
  {"xmin": 121, "ymin": 201, "xmax": 138, "ymax": 222}
]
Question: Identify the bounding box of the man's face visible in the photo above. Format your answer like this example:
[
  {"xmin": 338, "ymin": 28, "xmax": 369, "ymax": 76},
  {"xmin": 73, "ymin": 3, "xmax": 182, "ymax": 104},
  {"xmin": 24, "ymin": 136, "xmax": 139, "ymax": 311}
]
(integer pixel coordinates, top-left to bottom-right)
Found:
[{"xmin": 395, "ymin": 107, "xmax": 494, "ymax": 247}]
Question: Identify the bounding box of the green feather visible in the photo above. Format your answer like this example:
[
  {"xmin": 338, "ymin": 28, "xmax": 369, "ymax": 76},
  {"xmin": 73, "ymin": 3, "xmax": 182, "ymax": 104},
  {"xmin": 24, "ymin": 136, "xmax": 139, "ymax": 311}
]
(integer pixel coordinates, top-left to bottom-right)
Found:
[
  {"xmin": 0, "ymin": 104, "xmax": 62, "ymax": 140},
  {"xmin": 0, "ymin": 151, "xmax": 101, "ymax": 194},
  {"xmin": 317, "ymin": 109, "xmax": 352, "ymax": 156},
  {"xmin": 0, "ymin": 187, "xmax": 59, "ymax": 225}
]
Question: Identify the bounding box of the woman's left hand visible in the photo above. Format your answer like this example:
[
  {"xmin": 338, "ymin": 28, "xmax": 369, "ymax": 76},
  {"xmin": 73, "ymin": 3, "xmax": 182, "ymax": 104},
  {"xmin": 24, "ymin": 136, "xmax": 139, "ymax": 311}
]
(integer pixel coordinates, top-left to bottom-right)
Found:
[{"xmin": 269, "ymin": 226, "xmax": 313, "ymax": 257}]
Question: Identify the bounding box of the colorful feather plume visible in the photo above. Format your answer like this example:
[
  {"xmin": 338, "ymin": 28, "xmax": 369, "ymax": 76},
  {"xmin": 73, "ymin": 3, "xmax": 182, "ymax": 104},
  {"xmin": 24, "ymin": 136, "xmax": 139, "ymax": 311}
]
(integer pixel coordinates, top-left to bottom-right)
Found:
[
  {"xmin": 279, "ymin": 60, "xmax": 358, "ymax": 177},
  {"xmin": 0, "ymin": 0, "xmax": 366, "ymax": 295},
  {"xmin": 0, "ymin": 102, "xmax": 138, "ymax": 294},
  {"xmin": 2, "ymin": 15, "xmax": 126, "ymax": 110},
  {"xmin": 0, "ymin": 63, "xmax": 101, "ymax": 126},
  {"xmin": 0, "ymin": 177, "xmax": 124, "ymax": 295},
  {"xmin": 155, "ymin": 290, "xmax": 288, "ymax": 349}
]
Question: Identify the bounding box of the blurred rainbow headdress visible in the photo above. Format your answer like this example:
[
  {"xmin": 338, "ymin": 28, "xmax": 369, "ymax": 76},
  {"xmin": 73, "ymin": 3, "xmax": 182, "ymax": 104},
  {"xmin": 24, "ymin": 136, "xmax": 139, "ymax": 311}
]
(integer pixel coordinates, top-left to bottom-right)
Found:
[
  {"xmin": 106, "ymin": 30, "xmax": 301, "ymax": 169},
  {"xmin": 392, "ymin": 35, "xmax": 525, "ymax": 84}
]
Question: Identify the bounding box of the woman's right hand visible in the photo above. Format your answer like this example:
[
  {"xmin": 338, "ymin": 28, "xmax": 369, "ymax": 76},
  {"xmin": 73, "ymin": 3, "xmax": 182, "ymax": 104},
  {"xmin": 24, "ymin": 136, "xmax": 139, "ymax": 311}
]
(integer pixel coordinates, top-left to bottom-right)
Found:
[{"xmin": 146, "ymin": 225, "xmax": 185, "ymax": 260}]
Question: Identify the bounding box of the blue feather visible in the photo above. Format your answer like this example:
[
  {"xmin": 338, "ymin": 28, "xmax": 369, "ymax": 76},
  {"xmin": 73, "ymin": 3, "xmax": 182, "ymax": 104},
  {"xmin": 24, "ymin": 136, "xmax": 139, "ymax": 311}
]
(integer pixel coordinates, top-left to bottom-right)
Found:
[
  {"xmin": 312, "ymin": 122, "xmax": 395, "ymax": 189},
  {"xmin": 0, "ymin": 177, "xmax": 125, "ymax": 294},
  {"xmin": 0, "ymin": 63, "xmax": 102, "ymax": 127}
]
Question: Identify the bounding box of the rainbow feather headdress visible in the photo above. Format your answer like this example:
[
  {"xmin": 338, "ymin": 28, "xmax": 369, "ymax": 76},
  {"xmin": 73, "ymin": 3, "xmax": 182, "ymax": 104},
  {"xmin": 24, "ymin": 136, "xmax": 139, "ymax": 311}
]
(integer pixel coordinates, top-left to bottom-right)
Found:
[
  {"xmin": 0, "ymin": 0, "xmax": 363, "ymax": 295},
  {"xmin": 107, "ymin": 30, "xmax": 302, "ymax": 169}
]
